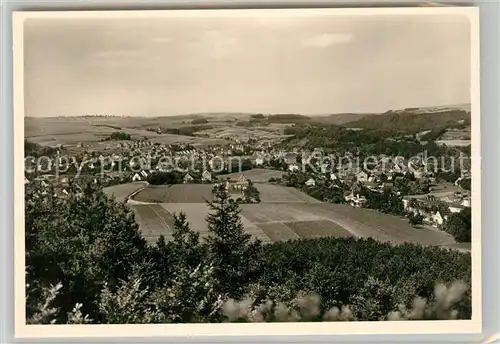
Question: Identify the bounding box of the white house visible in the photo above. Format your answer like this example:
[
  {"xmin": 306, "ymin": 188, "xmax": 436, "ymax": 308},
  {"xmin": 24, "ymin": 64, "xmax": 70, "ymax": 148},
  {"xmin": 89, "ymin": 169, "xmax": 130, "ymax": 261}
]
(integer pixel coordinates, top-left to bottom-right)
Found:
[
  {"xmin": 432, "ymin": 211, "xmax": 444, "ymax": 227},
  {"xmin": 461, "ymin": 198, "xmax": 471, "ymax": 207},
  {"xmin": 140, "ymin": 170, "xmax": 149, "ymax": 178},
  {"xmin": 202, "ymin": 170, "xmax": 212, "ymax": 183},
  {"xmin": 392, "ymin": 164, "xmax": 403, "ymax": 173},
  {"xmin": 288, "ymin": 163, "xmax": 300, "ymax": 172},
  {"xmin": 449, "ymin": 205, "xmax": 464, "ymax": 213},
  {"xmin": 356, "ymin": 171, "xmax": 368, "ymax": 183},
  {"xmin": 255, "ymin": 157, "xmax": 265, "ymax": 166},
  {"xmin": 330, "ymin": 173, "xmax": 337, "ymax": 181},
  {"xmin": 232, "ymin": 174, "xmax": 249, "ymax": 190},
  {"xmin": 345, "ymin": 192, "xmax": 367, "ymax": 208},
  {"xmin": 184, "ymin": 173, "xmax": 194, "ymax": 183},
  {"xmin": 305, "ymin": 178, "xmax": 316, "ymax": 187},
  {"xmin": 132, "ymin": 173, "xmax": 142, "ymax": 181}
]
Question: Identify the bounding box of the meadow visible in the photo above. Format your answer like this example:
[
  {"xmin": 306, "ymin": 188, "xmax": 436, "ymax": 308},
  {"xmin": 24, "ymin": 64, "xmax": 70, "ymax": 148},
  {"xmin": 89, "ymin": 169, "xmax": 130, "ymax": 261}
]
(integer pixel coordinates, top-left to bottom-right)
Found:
[
  {"xmin": 102, "ymin": 182, "xmax": 147, "ymax": 203},
  {"xmin": 222, "ymin": 169, "xmax": 285, "ymax": 183}
]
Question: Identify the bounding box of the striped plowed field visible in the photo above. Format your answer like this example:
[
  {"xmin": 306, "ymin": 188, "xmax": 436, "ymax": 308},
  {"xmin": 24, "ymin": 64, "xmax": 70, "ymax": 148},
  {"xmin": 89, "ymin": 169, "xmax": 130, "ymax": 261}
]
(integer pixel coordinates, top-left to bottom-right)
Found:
[
  {"xmin": 128, "ymin": 185, "xmax": 462, "ymax": 250},
  {"xmin": 257, "ymin": 222, "xmax": 300, "ymax": 242},
  {"xmin": 284, "ymin": 220, "xmax": 353, "ymax": 239},
  {"xmin": 255, "ymin": 184, "xmax": 321, "ymax": 203},
  {"xmin": 132, "ymin": 203, "xmax": 272, "ymax": 244},
  {"xmin": 132, "ymin": 204, "xmax": 175, "ymax": 244}
]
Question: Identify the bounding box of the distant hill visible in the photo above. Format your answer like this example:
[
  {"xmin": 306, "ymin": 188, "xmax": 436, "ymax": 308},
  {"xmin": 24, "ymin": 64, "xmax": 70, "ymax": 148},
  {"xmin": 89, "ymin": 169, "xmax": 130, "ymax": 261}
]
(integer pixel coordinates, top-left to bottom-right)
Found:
[
  {"xmin": 311, "ymin": 113, "xmax": 379, "ymax": 125},
  {"xmin": 266, "ymin": 114, "xmax": 312, "ymax": 124},
  {"xmin": 342, "ymin": 104, "xmax": 471, "ymax": 132}
]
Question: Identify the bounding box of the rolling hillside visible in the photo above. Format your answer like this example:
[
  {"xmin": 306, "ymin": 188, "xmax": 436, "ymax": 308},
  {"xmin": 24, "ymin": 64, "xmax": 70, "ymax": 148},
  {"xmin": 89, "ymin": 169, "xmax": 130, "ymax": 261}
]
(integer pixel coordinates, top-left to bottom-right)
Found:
[
  {"xmin": 342, "ymin": 104, "xmax": 471, "ymax": 132},
  {"xmin": 310, "ymin": 113, "xmax": 379, "ymax": 125}
]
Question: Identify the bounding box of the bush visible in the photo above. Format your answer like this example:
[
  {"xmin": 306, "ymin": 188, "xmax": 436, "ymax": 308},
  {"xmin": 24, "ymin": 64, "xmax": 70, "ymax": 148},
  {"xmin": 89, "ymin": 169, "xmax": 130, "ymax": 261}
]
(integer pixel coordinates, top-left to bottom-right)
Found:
[
  {"xmin": 107, "ymin": 132, "xmax": 131, "ymax": 140},
  {"xmin": 443, "ymin": 208, "xmax": 471, "ymax": 242},
  {"xmin": 25, "ymin": 182, "xmax": 148, "ymax": 323},
  {"xmin": 191, "ymin": 118, "xmax": 209, "ymax": 125},
  {"xmin": 146, "ymin": 171, "xmax": 184, "ymax": 185}
]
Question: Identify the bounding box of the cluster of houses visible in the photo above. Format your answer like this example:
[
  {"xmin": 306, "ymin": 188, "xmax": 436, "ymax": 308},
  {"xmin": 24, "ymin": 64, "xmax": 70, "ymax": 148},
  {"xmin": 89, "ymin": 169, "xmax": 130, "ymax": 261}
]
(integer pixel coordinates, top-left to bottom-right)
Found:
[
  {"xmin": 27, "ymin": 137, "xmax": 473, "ymax": 216},
  {"xmin": 25, "ymin": 174, "xmax": 82, "ymax": 200},
  {"xmin": 402, "ymin": 192, "xmax": 471, "ymax": 228},
  {"xmin": 276, "ymin": 149, "xmax": 469, "ymax": 185}
]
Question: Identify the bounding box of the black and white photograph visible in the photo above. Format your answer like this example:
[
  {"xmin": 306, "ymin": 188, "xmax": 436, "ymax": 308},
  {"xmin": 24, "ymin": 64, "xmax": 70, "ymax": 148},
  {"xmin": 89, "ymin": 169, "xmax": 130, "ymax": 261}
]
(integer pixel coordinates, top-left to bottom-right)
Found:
[{"xmin": 14, "ymin": 7, "xmax": 481, "ymax": 337}]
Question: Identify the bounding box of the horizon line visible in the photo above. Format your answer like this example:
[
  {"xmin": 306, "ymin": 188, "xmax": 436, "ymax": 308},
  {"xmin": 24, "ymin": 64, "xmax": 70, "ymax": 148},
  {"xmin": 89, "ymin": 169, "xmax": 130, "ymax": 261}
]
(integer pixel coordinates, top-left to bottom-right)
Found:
[{"xmin": 24, "ymin": 102, "xmax": 472, "ymax": 119}]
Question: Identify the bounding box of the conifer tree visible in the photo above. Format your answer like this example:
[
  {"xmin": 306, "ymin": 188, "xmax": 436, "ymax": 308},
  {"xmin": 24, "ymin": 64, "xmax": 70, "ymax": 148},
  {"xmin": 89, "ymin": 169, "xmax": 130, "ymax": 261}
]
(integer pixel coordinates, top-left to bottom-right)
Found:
[
  {"xmin": 152, "ymin": 212, "xmax": 206, "ymax": 286},
  {"xmin": 205, "ymin": 184, "xmax": 263, "ymax": 299}
]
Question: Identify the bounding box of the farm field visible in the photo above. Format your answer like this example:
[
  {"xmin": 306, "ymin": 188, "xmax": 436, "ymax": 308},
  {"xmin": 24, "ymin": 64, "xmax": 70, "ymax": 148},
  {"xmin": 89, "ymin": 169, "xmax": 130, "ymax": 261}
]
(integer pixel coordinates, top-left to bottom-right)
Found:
[
  {"xmin": 304, "ymin": 203, "xmax": 456, "ymax": 246},
  {"xmin": 435, "ymin": 139, "xmax": 471, "ymax": 147},
  {"xmin": 24, "ymin": 117, "xmax": 227, "ymax": 147},
  {"xmin": 103, "ymin": 182, "xmax": 147, "ymax": 203},
  {"xmin": 132, "ymin": 184, "xmax": 214, "ymax": 203},
  {"xmin": 133, "ymin": 182, "xmax": 321, "ymax": 204},
  {"xmin": 131, "ymin": 203, "xmax": 272, "ymax": 245},
  {"xmin": 284, "ymin": 220, "xmax": 352, "ymax": 239},
  {"xmin": 194, "ymin": 127, "xmax": 284, "ymax": 141},
  {"xmin": 223, "ymin": 169, "xmax": 285, "ymax": 183},
  {"xmin": 149, "ymin": 135, "xmax": 227, "ymax": 146},
  {"xmin": 257, "ymin": 222, "xmax": 300, "ymax": 242},
  {"xmin": 131, "ymin": 204, "xmax": 175, "ymax": 243},
  {"xmin": 111, "ymin": 183, "xmax": 463, "ymax": 250},
  {"xmin": 255, "ymin": 184, "xmax": 322, "ymax": 203},
  {"xmin": 129, "ymin": 198, "xmax": 461, "ymax": 250}
]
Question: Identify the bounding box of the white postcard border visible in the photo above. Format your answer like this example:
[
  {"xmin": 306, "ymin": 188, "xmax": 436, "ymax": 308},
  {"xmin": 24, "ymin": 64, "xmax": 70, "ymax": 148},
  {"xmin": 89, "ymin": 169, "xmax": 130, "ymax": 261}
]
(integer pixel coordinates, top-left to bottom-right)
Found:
[{"xmin": 12, "ymin": 6, "xmax": 482, "ymax": 338}]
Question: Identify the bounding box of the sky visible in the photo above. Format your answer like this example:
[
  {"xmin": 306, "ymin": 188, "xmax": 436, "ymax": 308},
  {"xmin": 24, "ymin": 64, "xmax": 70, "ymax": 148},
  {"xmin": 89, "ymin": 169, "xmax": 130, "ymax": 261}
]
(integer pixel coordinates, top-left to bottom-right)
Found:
[{"xmin": 23, "ymin": 12, "xmax": 472, "ymax": 117}]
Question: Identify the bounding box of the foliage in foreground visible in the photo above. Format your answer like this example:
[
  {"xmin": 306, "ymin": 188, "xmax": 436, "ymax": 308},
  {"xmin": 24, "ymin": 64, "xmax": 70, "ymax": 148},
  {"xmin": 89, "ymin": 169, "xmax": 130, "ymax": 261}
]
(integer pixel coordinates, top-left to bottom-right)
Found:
[{"xmin": 25, "ymin": 182, "xmax": 472, "ymax": 324}]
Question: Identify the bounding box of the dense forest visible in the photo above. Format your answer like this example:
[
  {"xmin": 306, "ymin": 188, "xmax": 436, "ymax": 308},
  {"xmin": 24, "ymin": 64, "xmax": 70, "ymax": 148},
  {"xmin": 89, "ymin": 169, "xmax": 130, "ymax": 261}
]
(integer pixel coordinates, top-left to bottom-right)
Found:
[
  {"xmin": 25, "ymin": 182, "xmax": 471, "ymax": 324},
  {"xmin": 266, "ymin": 114, "xmax": 313, "ymax": 124},
  {"xmin": 343, "ymin": 109, "xmax": 471, "ymax": 132},
  {"xmin": 282, "ymin": 124, "xmax": 452, "ymax": 159}
]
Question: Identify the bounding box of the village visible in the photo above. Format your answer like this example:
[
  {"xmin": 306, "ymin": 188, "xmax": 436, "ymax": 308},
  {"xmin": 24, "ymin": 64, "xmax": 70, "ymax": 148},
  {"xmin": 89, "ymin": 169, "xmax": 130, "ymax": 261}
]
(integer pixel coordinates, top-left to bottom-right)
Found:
[{"xmin": 25, "ymin": 131, "xmax": 472, "ymax": 239}]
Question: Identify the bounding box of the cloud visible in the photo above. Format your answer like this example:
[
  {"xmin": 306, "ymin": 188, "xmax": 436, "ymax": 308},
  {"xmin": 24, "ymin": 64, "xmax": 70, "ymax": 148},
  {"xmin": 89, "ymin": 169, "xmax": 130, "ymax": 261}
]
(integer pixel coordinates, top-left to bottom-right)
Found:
[{"xmin": 301, "ymin": 33, "xmax": 353, "ymax": 48}]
